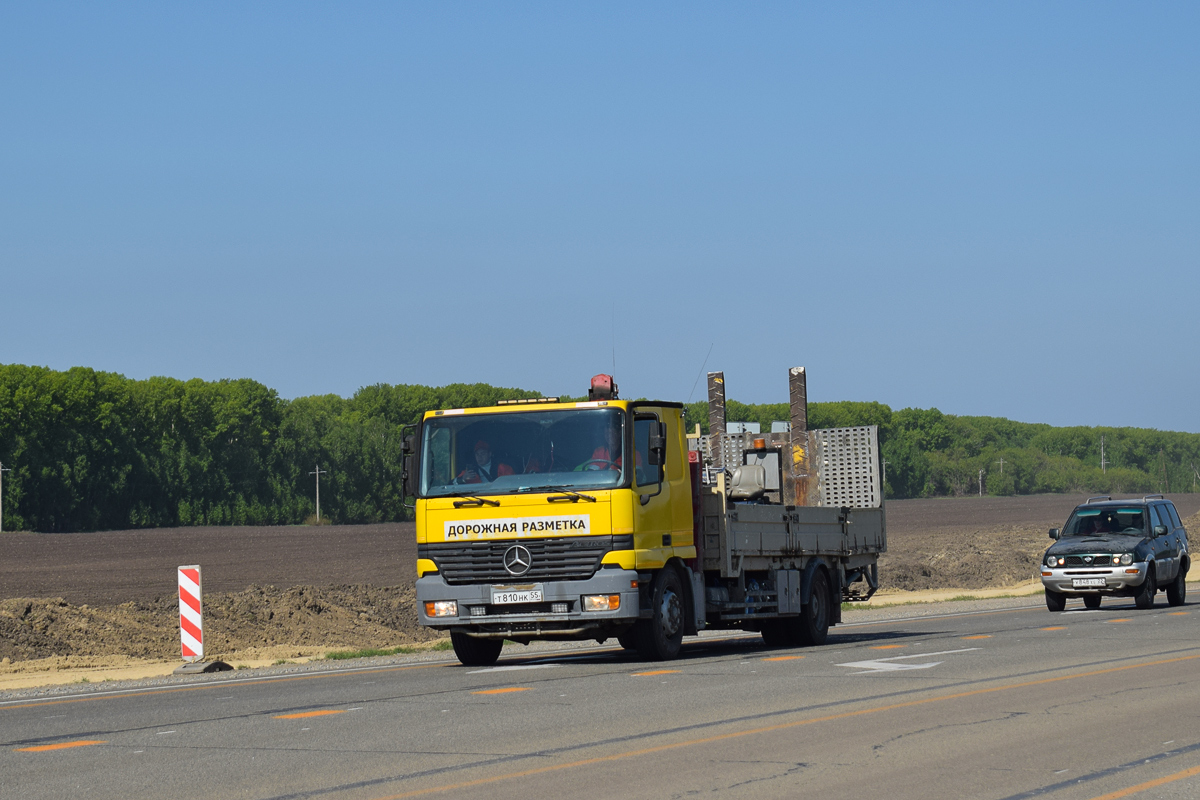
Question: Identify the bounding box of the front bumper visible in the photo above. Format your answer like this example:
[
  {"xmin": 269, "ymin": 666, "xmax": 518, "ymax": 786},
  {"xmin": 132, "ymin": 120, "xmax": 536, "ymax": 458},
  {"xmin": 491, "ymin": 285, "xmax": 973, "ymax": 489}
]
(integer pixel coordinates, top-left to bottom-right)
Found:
[
  {"xmin": 1041, "ymin": 561, "xmax": 1149, "ymax": 595},
  {"xmin": 416, "ymin": 567, "xmax": 641, "ymax": 640}
]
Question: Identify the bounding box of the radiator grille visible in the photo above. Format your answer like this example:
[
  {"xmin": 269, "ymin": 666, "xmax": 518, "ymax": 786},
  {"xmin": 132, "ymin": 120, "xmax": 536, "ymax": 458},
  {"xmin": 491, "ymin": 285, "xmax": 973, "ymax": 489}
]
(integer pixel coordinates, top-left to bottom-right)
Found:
[
  {"xmin": 1065, "ymin": 555, "xmax": 1113, "ymax": 567},
  {"xmin": 419, "ymin": 535, "xmax": 633, "ymax": 585}
]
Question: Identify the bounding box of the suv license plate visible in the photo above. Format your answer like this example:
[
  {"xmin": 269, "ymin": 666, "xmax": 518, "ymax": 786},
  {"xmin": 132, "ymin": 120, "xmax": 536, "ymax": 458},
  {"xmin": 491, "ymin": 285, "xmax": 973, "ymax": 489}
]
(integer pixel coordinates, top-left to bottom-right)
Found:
[
  {"xmin": 492, "ymin": 586, "xmax": 544, "ymax": 605},
  {"xmin": 1072, "ymin": 578, "xmax": 1107, "ymax": 588}
]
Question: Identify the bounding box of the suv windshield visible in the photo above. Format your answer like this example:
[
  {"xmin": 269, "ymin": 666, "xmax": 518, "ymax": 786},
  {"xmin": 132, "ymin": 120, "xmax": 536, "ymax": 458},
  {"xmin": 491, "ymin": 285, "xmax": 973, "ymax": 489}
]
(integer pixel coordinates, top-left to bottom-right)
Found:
[
  {"xmin": 1063, "ymin": 507, "xmax": 1146, "ymax": 536},
  {"xmin": 420, "ymin": 407, "xmax": 627, "ymax": 497}
]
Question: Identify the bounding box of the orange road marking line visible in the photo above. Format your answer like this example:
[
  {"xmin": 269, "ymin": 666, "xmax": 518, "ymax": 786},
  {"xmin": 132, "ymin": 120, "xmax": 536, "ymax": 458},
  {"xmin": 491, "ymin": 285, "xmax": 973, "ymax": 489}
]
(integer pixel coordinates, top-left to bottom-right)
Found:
[
  {"xmin": 1040, "ymin": 626, "xmax": 1066, "ymax": 631},
  {"xmin": 763, "ymin": 656, "xmax": 804, "ymax": 661},
  {"xmin": 1107, "ymin": 619, "xmax": 1132, "ymax": 623},
  {"xmin": 1168, "ymin": 612, "xmax": 1189, "ymax": 616},
  {"xmin": 870, "ymin": 645, "xmax": 905, "ymax": 649},
  {"xmin": 1084, "ymin": 762, "xmax": 1200, "ymax": 800},
  {"xmin": 17, "ymin": 740, "xmax": 106, "ymax": 752},
  {"xmin": 275, "ymin": 710, "xmax": 347, "ymax": 719},
  {"xmin": 962, "ymin": 635, "xmax": 992, "ymax": 640},
  {"xmin": 369, "ymin": 651, "xmax": 1200, "ymax": 800},
  {"xmin": 631, "ymin": 670, "xmax": 680, "ymax": 676},
  {"xmin": 471, "ymin": 688, "xmax": 531, "ymax": 695}
]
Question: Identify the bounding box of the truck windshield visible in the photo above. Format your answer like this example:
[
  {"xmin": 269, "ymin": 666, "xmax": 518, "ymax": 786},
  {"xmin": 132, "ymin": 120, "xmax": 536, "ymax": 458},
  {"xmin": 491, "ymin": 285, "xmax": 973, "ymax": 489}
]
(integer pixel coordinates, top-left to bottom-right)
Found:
[
  {"xmin": 1063, "ymin": 507, "xmax": 1146, "ymax": 536},
  {"xmin": 420, "ymin": 407, "xmax": 627, "ymax": 497}
]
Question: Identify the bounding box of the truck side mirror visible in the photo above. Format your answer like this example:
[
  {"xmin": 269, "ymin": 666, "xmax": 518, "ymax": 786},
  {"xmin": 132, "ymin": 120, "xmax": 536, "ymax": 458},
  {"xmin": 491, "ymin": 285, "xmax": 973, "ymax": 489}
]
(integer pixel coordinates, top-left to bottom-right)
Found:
[
  {"xmin": 648, "ymin": 424, "xmax": 666, "ymax": 466},
  {"xmin": 1048, "ymin": 528, "xmax": 1060, "ymax": 540},
  {"xmin": 401, "ymin": 434, "xmax": 416, "ymax": 500}
]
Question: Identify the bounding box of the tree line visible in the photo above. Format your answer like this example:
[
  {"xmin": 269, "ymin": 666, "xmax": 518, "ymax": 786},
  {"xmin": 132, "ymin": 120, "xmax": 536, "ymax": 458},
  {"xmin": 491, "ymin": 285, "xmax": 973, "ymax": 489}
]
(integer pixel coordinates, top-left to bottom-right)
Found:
[{"xmin": 1, "ymin": 364, "xmax": 1196, "ymax": 531}]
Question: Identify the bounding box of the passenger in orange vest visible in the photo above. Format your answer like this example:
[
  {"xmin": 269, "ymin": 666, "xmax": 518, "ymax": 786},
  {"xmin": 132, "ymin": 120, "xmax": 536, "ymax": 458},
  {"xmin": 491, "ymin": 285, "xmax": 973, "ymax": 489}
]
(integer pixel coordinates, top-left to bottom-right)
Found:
[{"xmin": 456, "ymin": 440, "xmax": 514, "ymax": 484}]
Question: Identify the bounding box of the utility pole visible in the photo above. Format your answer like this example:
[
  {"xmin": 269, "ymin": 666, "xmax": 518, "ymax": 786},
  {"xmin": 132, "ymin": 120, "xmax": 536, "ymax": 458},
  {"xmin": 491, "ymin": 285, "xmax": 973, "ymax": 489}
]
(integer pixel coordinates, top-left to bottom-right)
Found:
[
  {"xmin": 0, "ymin": 461, "xmax": 10, "ymax": 533},
  {"xmin": 309, "ymin": 465, "xmax": 327, "ymax": 522},
  {"xmin": 995, "ymin": 457, "xmax": 1005, "ymax": 474},
  {"xmin": 1100, "ymin": 435, "xmax": 1108, "ymax": 474},
  {"xmin": 881, "ymin": 460, "xmax": 889, "ymax": 484}
]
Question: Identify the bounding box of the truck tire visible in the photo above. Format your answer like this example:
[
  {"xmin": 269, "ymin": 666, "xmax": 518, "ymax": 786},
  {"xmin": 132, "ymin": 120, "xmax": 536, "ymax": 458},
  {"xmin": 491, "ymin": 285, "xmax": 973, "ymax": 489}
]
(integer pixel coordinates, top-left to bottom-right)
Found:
[
  {"xmin": 1045, "ymin": 589, "xmax": 1066, "ymax": 612},
  {"xmin": 450, "ymin": 631, "xmax": 503, "ymax": 667},
  {"xmin": 1166, "ymin": 565, "xmax": 1187, "ymax": 606},
  {"xmin": 616, "ymin": 629, "xmax": 638, "ymax": 650},
  {"xmin": 1083, "ymin": 594, "xmax": 1101, "ymax": 610},
  {"xmin": 634, "ymin": 568, "xmax": 684, "ymax": 661},
  {"xmin": 793, "ymin": 568, "xmax": 831, "ymax": 647},
  {"xmin": 1134, "ymin": 566, "xmax": 1157, "ymax": 610}
]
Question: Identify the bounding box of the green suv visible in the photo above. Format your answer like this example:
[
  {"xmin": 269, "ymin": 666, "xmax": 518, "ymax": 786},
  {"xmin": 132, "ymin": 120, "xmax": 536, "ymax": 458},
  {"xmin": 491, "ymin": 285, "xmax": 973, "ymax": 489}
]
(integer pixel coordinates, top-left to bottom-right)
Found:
[{"xmin": 1041, "ymin": 495, "xmax": 1190, "ymax": 611}]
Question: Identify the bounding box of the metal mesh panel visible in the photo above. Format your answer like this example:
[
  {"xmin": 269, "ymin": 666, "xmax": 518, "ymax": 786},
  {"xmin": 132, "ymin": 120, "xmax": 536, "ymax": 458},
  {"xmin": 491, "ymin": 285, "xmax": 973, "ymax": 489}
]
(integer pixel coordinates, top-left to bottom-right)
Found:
[{"xmin": 811, "ymin": 426, "xmax": 881, "ymax": 509}]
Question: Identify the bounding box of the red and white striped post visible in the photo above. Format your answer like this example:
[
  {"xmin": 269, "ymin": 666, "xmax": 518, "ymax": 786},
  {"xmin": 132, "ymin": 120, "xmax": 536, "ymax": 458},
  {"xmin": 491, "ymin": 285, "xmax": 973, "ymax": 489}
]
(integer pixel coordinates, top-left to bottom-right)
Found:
[{"xmin": 178, "ymin": 565, "xmax": 203, "ymax": 662}]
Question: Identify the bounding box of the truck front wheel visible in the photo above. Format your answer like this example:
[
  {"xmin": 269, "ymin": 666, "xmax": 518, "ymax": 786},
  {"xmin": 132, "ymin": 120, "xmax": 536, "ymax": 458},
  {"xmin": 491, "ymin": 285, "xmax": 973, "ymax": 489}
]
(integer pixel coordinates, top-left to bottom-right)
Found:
[
  {"xmin": 450, "ymin": 631, "xmax": 503, "ymax": 667},
  {"xmin": 793, "ymin": 568, "xmax": 831, "ymax": 647},
  {"xmin": 634, "ymin": 568, "xmax": 684, "ymax": 661}
]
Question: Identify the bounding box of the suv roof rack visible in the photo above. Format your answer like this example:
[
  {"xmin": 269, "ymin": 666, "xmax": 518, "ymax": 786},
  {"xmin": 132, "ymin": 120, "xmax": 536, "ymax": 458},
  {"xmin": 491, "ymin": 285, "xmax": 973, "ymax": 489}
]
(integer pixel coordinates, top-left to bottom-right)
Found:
[
  {"xmin": 1084, "ymin": 495, "xmax": 1112, "ymax": 504},
  {"xmin": 1142, "ymin": 494, "xmax": 1165, "ymax": 501}
]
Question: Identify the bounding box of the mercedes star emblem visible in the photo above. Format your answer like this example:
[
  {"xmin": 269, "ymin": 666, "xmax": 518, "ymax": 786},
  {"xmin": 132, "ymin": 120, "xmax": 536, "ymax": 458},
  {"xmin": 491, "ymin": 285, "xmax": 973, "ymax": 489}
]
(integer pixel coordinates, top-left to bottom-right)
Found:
[{"xmin": 503, "ymin": 544, "xmax": 533, "ymax": 576}]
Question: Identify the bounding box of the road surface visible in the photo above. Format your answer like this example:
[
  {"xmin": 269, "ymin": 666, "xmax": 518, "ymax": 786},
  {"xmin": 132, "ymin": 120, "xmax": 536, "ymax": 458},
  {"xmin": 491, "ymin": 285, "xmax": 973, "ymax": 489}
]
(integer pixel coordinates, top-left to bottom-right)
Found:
[{"xmin": 3, "ymin": 596, "xmax": 1199, "ymax": 800}]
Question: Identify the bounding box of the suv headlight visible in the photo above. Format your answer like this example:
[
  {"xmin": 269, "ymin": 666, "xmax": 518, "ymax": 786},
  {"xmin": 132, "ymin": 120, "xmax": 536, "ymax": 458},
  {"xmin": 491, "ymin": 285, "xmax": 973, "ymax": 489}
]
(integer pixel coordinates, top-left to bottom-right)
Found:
[
  {"xmin": 1046, "ymin": 555, "xmax": 1064, "ymax": 567},
  {"xmin": 1119, "ymin": 553, "xmax": 1133, "ymax": 566}
]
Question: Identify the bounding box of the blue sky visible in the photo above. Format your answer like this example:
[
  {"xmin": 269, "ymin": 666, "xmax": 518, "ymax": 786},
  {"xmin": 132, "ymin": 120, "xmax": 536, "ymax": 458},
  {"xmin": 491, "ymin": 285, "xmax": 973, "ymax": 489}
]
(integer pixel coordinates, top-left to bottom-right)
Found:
[{"xmin": 2, "ymin": 3, "xmax": 1197, "ymax": 431}]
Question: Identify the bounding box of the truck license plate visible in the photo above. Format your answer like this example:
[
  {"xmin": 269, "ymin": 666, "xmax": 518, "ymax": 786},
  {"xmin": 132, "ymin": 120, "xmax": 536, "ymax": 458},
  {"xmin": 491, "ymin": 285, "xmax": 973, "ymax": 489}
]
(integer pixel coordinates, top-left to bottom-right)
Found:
[
  {"xmin": 1072, "ymin": 578, "xmax": 1107, "ymax": 588},
  {"xmin": 492, "ymin": 586, "xmax": 544, "ymax": 605}
]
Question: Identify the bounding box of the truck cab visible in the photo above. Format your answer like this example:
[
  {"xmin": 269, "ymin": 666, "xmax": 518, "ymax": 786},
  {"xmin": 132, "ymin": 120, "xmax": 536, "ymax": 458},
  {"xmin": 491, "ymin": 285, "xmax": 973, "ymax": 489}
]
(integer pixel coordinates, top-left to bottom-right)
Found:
[{"xmin": 410, "ymin": 380, "xmax": 698, "ymax": 665}]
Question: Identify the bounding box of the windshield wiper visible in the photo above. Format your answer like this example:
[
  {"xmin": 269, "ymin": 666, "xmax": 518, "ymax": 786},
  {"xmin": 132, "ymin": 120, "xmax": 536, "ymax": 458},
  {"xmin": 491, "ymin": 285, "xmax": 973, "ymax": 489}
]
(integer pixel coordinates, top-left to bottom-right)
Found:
[
  {"xmin": 448, "ymin": 493, "xmax": 500, "ymax": 508},
  {"xmin": 540, "ymin": 485, "xmax": 597, "ymax": 503}
]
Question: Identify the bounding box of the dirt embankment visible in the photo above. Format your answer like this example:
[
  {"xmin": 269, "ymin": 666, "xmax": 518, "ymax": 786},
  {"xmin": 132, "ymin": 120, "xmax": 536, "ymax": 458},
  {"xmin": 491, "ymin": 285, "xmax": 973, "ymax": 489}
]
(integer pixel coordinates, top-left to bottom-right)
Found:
[{"xmin": 1, "ymin": 494, "xmax": 1197, "ymax": 668}]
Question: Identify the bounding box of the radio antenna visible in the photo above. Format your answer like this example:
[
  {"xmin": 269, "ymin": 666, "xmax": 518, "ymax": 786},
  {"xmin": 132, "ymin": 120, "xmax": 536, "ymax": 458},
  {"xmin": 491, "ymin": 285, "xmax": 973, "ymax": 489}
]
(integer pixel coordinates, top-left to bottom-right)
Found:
[
  {"xmin": 686, "ymin": 342, "xmax": 715, "ymax": 404},
  {"xmin": 611, "ymin": 300, "xmax": 616, "ymax": 377}
]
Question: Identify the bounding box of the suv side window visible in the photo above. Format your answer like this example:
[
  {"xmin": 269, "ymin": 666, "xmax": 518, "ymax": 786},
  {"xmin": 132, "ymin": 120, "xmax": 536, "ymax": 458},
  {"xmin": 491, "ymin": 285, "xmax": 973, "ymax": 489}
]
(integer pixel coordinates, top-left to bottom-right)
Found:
[
  {"xmin": 1165, "ymin": 503, "xmax": 1183, "ymax": 529},
  {"xmin": 1149, "ymin": 505, "xmax": 1164, "ymax": 530}
]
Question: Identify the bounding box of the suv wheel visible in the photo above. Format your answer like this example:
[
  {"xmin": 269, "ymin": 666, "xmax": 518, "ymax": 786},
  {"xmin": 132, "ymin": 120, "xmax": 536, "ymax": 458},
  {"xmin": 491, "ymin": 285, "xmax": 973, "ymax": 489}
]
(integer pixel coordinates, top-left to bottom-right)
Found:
[
  {"xmin": 1134, "ymin": 566, "xmax": 1157, "ymax": 610},
  {"xmin": 1166, "ymin": 567, "xmax": 1187, "ymax": 607},
  {"xmin": 1083, "ymin": 595, "xmax": 1101, "ymax": 610},
  {"xmin": 1045, "ymin": 588, "xmax": 1066, "ymax": 612}
]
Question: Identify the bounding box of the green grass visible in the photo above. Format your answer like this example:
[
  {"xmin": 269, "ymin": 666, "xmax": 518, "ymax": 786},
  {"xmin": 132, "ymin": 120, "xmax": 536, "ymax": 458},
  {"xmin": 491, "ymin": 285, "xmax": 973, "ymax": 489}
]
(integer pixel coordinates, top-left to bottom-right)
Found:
[{"xmin": 323, "ymin": 641, "xmax": 453, "ymax": 660}]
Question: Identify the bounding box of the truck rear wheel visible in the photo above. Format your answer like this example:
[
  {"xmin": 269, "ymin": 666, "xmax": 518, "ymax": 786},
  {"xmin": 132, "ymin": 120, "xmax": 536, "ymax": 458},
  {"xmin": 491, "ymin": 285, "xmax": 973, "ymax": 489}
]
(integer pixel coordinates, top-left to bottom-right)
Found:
[
  {"xmin": 634, "ymin": 568, "xmax": 684, "ymax": 661},
  {"xmin": 450, "ymin": 631, "xmax": 503, "ymax": 667},
  {"xmin": 793, "ymin": 569, "xmax": 831, "ymax": 647}
]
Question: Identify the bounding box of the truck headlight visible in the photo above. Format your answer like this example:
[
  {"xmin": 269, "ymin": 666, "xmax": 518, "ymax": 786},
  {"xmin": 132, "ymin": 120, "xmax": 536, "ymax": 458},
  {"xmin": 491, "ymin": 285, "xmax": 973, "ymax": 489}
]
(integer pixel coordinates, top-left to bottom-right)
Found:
[
  {"xmin": 582, "ymin": 595, "xmax": 621, "ymax": 612},
  {"xmin": 424, "ymin": 600, "xmax": 458, "ymax": 618},
  {"xmin": 1120, "ymin": 553, "xmax": 1133, "ymax": 566}
]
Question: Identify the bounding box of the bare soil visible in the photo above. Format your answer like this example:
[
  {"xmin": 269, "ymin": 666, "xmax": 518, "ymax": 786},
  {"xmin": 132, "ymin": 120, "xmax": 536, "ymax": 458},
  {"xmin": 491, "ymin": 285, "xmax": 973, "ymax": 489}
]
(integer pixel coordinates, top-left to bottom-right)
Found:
[{"xmin": 2, "ymin": 494, "xmax": 1197, "ymax": 669}]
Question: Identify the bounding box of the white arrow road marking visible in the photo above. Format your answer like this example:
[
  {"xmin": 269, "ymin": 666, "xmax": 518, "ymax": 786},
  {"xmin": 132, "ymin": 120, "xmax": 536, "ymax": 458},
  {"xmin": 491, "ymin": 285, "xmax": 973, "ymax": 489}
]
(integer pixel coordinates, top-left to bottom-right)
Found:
[{"xmin": 836, "ymin": 647, "xmax": 980, "ymax": 674}]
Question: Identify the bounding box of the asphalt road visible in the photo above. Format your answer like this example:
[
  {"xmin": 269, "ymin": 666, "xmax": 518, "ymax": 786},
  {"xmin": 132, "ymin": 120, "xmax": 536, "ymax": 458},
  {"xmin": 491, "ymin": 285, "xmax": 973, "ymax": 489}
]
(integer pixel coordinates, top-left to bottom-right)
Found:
[{"xmin": 3, "ymin": 597, "xmax": 1199, "ymax": 800}]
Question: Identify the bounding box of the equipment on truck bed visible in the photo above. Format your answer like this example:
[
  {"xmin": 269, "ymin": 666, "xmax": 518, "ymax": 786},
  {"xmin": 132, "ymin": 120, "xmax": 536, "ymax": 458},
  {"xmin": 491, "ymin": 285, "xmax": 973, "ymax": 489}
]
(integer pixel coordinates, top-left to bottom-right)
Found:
[{"xmin": 405, "ymin": 367, "xmax": 886, "ymax": 666}]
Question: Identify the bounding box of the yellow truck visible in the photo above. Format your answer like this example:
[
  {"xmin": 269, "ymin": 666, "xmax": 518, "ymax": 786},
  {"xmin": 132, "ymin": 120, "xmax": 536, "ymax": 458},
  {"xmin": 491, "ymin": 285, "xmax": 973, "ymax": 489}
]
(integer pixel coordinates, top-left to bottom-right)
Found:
[{"xmin": 404, "ymin": 369, "xmax": 886, "ymax": 666}]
